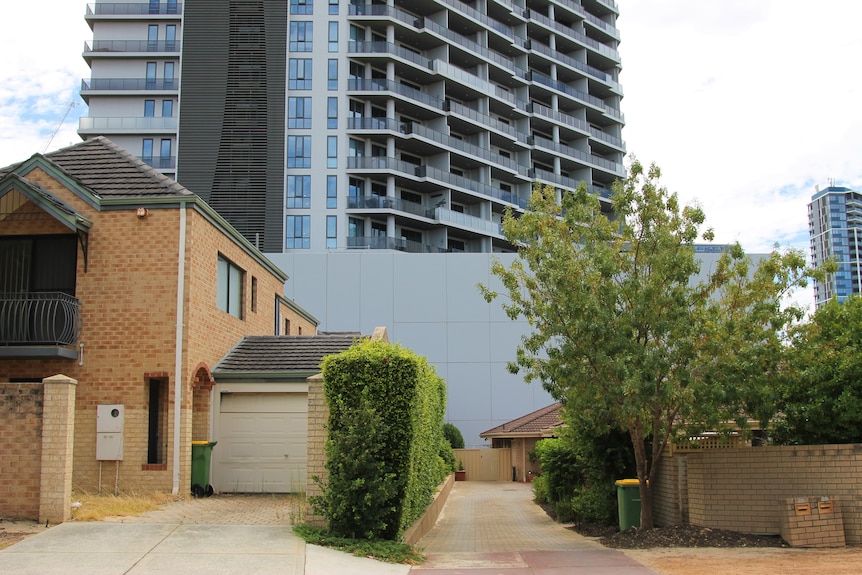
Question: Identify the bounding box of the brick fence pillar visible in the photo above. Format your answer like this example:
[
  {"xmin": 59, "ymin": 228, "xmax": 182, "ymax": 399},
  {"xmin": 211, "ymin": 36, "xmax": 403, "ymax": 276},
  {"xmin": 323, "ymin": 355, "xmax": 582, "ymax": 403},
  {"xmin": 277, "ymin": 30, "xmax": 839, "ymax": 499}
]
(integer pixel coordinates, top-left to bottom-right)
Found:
[
  {"xmin": 305, "ymin": 372, "xmax": 327, "ymax": 526},
  {"xmin": 39, "ymin": 374, "xmax": 78, "ymax": 525}
]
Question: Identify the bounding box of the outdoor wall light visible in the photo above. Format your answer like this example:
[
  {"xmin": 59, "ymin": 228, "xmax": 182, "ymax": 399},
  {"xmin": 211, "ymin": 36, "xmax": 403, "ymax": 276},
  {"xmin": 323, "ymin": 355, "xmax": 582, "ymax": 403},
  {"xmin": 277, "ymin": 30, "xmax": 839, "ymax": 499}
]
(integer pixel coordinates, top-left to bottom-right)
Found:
[{"xmin": 136, "ymin": 207, "xmax": 149, "ymax": 218}]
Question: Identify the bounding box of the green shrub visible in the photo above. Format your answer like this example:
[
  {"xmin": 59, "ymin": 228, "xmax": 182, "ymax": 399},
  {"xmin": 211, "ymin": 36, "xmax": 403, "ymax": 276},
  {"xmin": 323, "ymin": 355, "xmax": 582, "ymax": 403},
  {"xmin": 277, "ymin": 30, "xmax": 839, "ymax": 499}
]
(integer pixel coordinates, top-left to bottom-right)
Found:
[
  {"xmin": 571, "ymin": 481, "xmax": 616, "ymax": 525},
  {"xmin": 316, "ymin": 339, "xmax": 448, "ymax": 540},
  {"xmin": 438, "ymin": 437, "xmax": 456, "ymax": 474},
  {"xmin": 532, "ymin": 474, "xmax": 549, "ymax": 504},
  {"xmin": 442, "ymin": 423, "xmax": 465, "ymax": 449}
]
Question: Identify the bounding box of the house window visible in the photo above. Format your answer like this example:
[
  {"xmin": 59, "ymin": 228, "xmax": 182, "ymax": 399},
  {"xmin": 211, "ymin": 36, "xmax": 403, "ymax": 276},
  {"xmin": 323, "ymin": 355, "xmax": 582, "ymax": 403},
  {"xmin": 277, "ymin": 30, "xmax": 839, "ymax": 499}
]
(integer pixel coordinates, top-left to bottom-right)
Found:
[
  {"xmin": 285, "ymin": 215, "xmax": 311, "ymax": 249},
  {"xmin": 289, "ymin": 21, "xmax": 313, "ymax": 52},
  {"xmin": 328, "ymin": 21, "xmax": 338, "ymax": 52},
  {"xmin": 288, "ymin": 97, "xmax": 312, "ymax": 129},
  {"xmin": 327, "ymin": 136, "xmax": 337, "ymax": 168},
  {"xmin": 289, "ymin": 59, "xmax": 313, "ymax": 89},
  {"xmin": 147, "ymin": 378, "xmax": 168, "ymax": 464},
  {"xmin": 290, "ymin": 0, "xmax": 313, "ymax": 15},
  {"xmin": 327, "ymin": 175, "xmax": 337, "ymax": 208},
  {"xmin": 286, "ymin": 175, "xmax": 311, "ymax": 208},
  {"xmin": 328, "ymin": 59, "xmax": 338, "ymax": 90},
  {"xmin": 327, "ymin": 97, "xmax": 338, "ymax": 129},
  {"xmin": 326, "ymin": 215, "xmax": 337, "ymax": 249},
  {"xmin": 284, "ymin": 318, "xmax": 291, "ymax": 335},
  {"xmin": 287, "ymin": 135, "xmax": 311, "ymax": 168},
  {"xmin": 251, "ymin": 276, "xmax": 258, "ymax": 313},
  {"xmin": 217, "ymin": 254, "xmax": 244, "ymax": 318},
  {"xmin": 144, "ymin": 100, "xmax": 155, "ymax": 117}
]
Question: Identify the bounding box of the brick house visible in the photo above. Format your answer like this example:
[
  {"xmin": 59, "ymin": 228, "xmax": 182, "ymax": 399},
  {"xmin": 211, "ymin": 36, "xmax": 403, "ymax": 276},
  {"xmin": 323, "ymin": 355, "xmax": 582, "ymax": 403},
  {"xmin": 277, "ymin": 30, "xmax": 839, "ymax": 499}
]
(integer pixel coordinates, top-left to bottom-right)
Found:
[
  {"xmin": 0, "ymin": 137, "xmax": 317, "ymax": 519},
  {"xmin": 480, "ymin": 402, "xmax": 563, "ymax": 481}
]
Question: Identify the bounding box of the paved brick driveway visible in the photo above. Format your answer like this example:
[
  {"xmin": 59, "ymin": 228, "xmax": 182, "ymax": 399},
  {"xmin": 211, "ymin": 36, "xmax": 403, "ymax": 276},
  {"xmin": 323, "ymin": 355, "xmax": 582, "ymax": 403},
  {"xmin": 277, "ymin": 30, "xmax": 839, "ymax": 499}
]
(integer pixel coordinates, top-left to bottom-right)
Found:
[{"xmin": 109, "ymin": 493, "xmax": 302, "ymax": 526}]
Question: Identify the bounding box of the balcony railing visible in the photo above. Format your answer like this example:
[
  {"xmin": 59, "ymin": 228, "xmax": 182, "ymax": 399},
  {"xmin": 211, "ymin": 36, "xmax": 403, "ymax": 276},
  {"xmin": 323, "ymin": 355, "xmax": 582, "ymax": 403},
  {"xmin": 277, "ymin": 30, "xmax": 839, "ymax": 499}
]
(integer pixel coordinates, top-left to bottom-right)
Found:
[
  {"xmin": 85, "ymin": 40, "xmax": 181, "ymax": 53},
  {"xmin": 140, "ymin": 155, "xmax": 176, "ymax": 169},
  {"xmin": 0, "ymin": 292, "xmax": 82, "ymax": 347},
  {"xmin": 81, "ymin": 78, "xmax": 179, "ymax": 91},
  {"xmin": 347, "ymin": 236, "xmax": 444, "ymax": 253},
  {"xmin": 86, "ymin": 2, "xmax": 182, "ymax": 16},
  {"xmin": 347, "ymin": 195, "xmax": 434, "ymax": 219},
  {"xmin": 79, "ymin": 116, "xmax": 178, "ymax": 132}
]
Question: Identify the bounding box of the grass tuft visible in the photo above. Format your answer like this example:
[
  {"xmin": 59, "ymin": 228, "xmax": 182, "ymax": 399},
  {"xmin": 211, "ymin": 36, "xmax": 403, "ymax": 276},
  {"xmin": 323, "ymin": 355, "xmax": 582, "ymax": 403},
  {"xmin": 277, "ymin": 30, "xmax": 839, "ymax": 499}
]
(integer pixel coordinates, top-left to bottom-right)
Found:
[
  {"xmin": 292, "ymin": 523, "xmax": 425, "ymax": 565},
  {"xmin": 71, "ymin": 491, "xmax": 182, "ymax": 522}
]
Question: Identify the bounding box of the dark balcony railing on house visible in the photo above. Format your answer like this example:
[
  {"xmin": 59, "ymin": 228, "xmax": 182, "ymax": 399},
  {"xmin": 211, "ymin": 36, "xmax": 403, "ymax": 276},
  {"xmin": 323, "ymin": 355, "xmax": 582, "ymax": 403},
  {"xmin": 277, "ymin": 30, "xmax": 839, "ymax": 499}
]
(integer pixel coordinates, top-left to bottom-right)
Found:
[{"xmin": 0, "ymin": 292, "xmax": 82, "ymax": 350}]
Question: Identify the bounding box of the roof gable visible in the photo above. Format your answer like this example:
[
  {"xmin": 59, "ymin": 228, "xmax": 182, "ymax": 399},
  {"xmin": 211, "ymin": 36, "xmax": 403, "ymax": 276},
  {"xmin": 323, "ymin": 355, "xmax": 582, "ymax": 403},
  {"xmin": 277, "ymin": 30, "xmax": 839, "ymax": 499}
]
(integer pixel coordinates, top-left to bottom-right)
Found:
[
  {"xmin": 0, "ymin": 173, "xmax": 93, "ymax": 233},
  {"xmin": 480, "ymin": 402, "xmax": 563, "ymax": 438}
]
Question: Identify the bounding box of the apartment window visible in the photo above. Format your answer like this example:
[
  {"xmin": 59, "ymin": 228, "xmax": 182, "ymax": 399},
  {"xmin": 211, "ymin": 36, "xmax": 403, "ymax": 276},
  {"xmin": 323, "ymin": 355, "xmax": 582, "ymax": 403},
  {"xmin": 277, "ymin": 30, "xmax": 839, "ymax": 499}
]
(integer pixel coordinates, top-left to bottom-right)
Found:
[
  {"xmin": 327, "ymin": 97, "xmax": 338, "ymax": 129},
  {"xmin": 162, "ymin": 99, "xmax": 173, "ymax": 117},
  {"xmin": 349, "ymin": 217, "xmax": 365, "ymax": 237},
  {"xmin": 142, "ymin": 138, "xmax": 153, "ymax": 163},
  {"xmin": 349, "ymin": 138, "xmax": 364, "ymax": 158},
  {"xmin": 328, "ymin": 59, "xmax": 338, "ymax": 90},
  {"xmin": 326, "ymin": 215, "xmax": 337, "ymax": 249},
  {"xmin": 329, "ymin": 0, "xmax": 338, "ymax": 14},
  {"xmin": 147, "ymin": 378, "xmax": 167, "ymax": 464},
  {"xmin": 327, "ymin": 136, "xmax": 337, "ymax": 168},
  {"xmin": 250, "ymin": 276, "xmax": 258, "ymax": 313},
  {"xmin": 288, "ymin": 59, "xmax": 312, "ymax": 89},
  {"xmin": 144, "ymin": 100, "xmax": 155, "ymax": 117},
  {"xmin": 146, "ymin": 62, "xmax": 157, "ymax": 88},
  {"xmin": 289, "ymin": 22, "xmax": 313, "ymax": 52},
  {"xmin": 350, "ymin": 24, "xmax": 364, "ymax": 42},
  {"xmin": 349, "ymin": 61, "xmax": 365, "ymax": 81},
  {"xmin": 285, "ymin": 215, "xmax": 311, "ymax": 249},
  {"xmin": 328, "ymin": 21, "xmax": 339, "ymax": 52},
  {"xmin": 286, "ymin": 175, "xmax": 311, "ymax": 208},
  {"xmin": 149, "ymin": 0, "xmax": 160, "ymax": 14},
  {"xmin": 287, "ymin": 136, "xmax": 311, "ymax": 168},
  {"xmin": 164, "ymin": 62, "xmax": 175, "ymax": 89},
  {"xmin": 159, "ymin": 139, "xmax": 171, "ymax": 168},
  {"xmin": 287, "ymin": 97, "xmax": 312, "ymax": 129},
  {"xmin": 401, "ymin": 190, "xmax": 422, "ymax": 204},
  {"xmin": 217, "ymin": 254, "xmax": 244, "ymax": 318},
  {"xmin": 148, "ymin": 25, "xmax": 159, "ymax": 50},
  {"xmin": 166, "ymin": 25, "xmax": 177, "ymax": 51},
  {"xmin": 167, "ymin": 0, "xmax": 177, "ymax": 14},
  {"xmin": 349, "ymin": 99, "xmax": 364, "ymax": 120},
  {"xmin": 349, "ymin": 177, "xmax": 364, "ymax": 198},
  {"xmin": 401, "ymin": 152, "xmax": 421, "ymax": 166},
  {"xmin": 402, "ymin": 228, "xmax": 422, "ymax": 246},
  {"xmin": 327, "ymin": 175, "xmax": 337, "ymax": 208},
  {"xmin": 290, "ymin": 0, "xmax": 313, "ymax": 15}
]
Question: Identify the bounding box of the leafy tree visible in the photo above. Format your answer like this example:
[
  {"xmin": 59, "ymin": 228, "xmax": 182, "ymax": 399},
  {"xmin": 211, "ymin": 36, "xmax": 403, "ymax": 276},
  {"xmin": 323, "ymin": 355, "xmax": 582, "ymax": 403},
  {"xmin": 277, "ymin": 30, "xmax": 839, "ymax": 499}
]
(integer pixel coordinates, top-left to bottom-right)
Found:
[
  {"xmin": 480, "ymin": 160, "xmax": 821, "ymax": 529},
  {"xmin": 773, "ymin": 295, "xmax": 862, "ymax": 445},
  {"xmin": 442, "ymin": 422, "xmax": 465, "ymax": 449}
]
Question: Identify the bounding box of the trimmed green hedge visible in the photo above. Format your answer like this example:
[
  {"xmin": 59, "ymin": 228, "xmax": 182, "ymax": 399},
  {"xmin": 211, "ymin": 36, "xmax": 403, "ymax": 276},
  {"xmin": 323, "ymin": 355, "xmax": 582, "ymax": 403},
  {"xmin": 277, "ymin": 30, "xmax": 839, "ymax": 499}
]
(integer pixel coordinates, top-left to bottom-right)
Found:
[{"xmin": 315, "ymin": 338, "xmax": 449, "ymax": 540}]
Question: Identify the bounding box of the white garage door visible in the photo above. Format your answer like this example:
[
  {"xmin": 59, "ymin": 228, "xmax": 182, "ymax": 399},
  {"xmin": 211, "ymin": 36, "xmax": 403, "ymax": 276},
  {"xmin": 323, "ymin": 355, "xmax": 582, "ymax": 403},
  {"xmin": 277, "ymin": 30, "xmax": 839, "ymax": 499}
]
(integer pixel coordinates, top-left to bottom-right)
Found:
[{"xmin": 214, "ymin": 392, "xmax": 307, "ymax": 493}]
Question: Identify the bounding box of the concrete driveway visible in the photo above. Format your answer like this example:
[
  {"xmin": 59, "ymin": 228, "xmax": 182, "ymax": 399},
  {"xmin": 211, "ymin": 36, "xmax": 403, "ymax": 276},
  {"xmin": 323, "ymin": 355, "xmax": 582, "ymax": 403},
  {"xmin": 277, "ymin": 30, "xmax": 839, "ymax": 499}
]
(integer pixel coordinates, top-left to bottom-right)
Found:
[{"xmin": 412, "ymin": 481, "xmax": 658, "ymax": 574}]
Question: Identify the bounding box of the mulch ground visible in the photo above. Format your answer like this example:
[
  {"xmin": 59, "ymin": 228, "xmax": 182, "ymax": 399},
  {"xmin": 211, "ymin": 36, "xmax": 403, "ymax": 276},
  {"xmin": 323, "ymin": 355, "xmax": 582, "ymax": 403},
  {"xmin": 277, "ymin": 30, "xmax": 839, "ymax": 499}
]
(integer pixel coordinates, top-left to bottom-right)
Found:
[{"xmin": 572, "ymin": 523, "xmax": 788, "ymax": 549}]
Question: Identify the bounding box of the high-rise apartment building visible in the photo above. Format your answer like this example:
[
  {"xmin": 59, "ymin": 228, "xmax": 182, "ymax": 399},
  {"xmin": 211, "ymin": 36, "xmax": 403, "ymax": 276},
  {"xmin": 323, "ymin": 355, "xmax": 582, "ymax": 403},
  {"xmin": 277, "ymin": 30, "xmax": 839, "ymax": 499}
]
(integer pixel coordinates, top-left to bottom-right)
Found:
[
  {"xmin": 80, "ymin": 0, "xmax": 625, "ymax": 444},
  {"xmin": 809, "ymin": 184, "xmax": 862, "ymax": 307},
  {"xmin": 81, "ymin": 0, "xmax": 625, "ymax": 253}
]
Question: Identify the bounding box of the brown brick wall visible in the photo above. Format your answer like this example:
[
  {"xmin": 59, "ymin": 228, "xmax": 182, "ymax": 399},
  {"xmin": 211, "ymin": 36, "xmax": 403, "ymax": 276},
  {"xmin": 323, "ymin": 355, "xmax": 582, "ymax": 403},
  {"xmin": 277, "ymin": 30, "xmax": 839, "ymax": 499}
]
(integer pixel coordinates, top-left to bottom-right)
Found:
[
  {"xmin": 779, "ymin": 496, "xmax": 845, "ymax": 548},
  {"xmin": 2, "ymin": 167, "xmax": 316, "ymax": 495},
  {"xmin": 305, "ymin": 373, "xmax": 327, "ymax": 526},
  {"xmin": 656, "ymin": 445, "xmax": 862, "ymax": 544},
  {"xmin": 0, "ymin": 383, "xmax": 43, "ymax": 519}
]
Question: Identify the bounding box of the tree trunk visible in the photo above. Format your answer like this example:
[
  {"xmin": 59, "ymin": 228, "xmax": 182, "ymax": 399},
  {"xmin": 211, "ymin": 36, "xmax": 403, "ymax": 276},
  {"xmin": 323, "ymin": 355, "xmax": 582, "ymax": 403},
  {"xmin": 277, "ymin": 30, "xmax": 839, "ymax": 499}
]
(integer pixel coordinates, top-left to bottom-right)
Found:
[{"xmin": 629, "ymin": 421, "xmax": 655, "ymax": 529}]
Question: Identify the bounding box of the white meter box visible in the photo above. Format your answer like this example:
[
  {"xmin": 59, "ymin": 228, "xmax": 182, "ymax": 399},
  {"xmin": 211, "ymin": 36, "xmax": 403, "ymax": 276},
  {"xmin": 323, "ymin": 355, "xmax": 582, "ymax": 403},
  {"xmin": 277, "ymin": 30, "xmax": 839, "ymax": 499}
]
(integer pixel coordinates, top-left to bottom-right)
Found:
[{"xmin": 96, "ymin": 405, "xmax": 125, "ymax": 460}]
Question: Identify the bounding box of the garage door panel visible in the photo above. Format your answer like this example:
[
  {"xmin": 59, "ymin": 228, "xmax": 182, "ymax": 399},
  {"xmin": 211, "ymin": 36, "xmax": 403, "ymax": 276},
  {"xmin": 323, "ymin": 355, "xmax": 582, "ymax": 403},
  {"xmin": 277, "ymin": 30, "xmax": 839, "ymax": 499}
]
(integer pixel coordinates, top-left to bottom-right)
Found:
[{"xmin": 214, "ymin": 392, "xmax": 308, "ymax": 494}]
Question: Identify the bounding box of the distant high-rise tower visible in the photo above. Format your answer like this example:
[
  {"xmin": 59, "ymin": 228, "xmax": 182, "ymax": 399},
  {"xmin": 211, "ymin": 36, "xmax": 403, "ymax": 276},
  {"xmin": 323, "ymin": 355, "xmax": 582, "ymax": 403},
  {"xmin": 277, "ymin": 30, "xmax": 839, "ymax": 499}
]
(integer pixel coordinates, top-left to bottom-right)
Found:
[
  {"xmin": 80, "ymin": 0, "xmax": 626, "ymax": 254},
  {"xmin": 809, "ymin": 185, "xmax": 862, "ymax": 307}
]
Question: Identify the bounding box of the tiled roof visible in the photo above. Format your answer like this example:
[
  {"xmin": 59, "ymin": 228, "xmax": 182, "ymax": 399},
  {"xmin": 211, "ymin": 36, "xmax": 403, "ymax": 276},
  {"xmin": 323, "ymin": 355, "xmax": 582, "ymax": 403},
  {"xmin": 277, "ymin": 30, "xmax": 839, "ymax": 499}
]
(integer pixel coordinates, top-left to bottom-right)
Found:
[
  {"xmin": 42, "ymin": 137, "xmax": 192, "ymax": 199},
  {"xmin": 480, "ymin": 402, "xmax": 563, "ymax": 438},
  {"xmin": 213, "ymin": 333, "xmax": 363, "ymax": 374}
]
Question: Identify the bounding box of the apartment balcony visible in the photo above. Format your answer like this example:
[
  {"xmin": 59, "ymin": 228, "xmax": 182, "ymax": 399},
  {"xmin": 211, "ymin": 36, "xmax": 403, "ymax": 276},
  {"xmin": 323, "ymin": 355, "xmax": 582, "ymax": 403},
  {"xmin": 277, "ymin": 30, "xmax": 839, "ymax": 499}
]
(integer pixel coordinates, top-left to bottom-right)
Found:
[
  {"xmin": 347, "ymin": 78, "xmax": 446, "ymax": 116},
  {"xmin": 139, "ymin": 155, "xmax": 176, "ymax": 170},
  {"xmin": 435, "ymin": 207, "xmax": 504, "ymax": 237},
  {"xmin": 347, "ymin": 236, "xmax": 444, "ymax": 253},
  {"xmin": 528, "ymin": 71, "xmax": 623, "ymax": 122},
  {"xmin": 80, "ymin": 78, "xmax": 178, "ymax": 102},
  {"xmin": 78, "ymin": 116, "xmax": 178, "ymax": 135},
  {"xmin": 85, "ymin": 2, "xmax": 182, "ymax": 17},
  {"xmin": 0, "ymin": 293, "xmax": 82, "ymax": 359},
  {"xmin": 347, "ymin": 194, "xmax": 435, "ymax": 219},
  {"xmin": 84, "ymin": 40, "xmax": 181, "ymax": 63}
]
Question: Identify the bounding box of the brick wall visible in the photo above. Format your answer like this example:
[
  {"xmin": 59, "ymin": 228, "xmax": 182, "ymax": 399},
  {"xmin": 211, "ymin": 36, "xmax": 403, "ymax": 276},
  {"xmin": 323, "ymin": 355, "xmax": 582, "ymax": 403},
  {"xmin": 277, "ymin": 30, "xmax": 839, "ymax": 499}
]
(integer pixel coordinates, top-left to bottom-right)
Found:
[
  {"xmin": 779, "ymin": 496, "xmax": 845, "ymax": 548},
  {"xmin": 0, "ymin": 383, "xmax": 43, "ymax": 519},
  {"xmin": 653, "ymin": 451, "xmax": 688, "ymax": 526},
  {"xmin": 655, "ymin": 445, "xmax": 862, "ymax": 544}
]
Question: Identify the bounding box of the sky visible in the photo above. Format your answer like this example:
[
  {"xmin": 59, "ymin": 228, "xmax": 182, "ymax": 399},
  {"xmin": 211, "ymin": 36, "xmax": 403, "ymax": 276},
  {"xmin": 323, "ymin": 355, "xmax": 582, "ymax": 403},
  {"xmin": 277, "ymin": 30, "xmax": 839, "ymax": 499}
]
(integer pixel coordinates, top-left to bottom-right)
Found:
[{"xmin": 2, "ymin": 1, "xmax": 861, "ymax": 308}]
